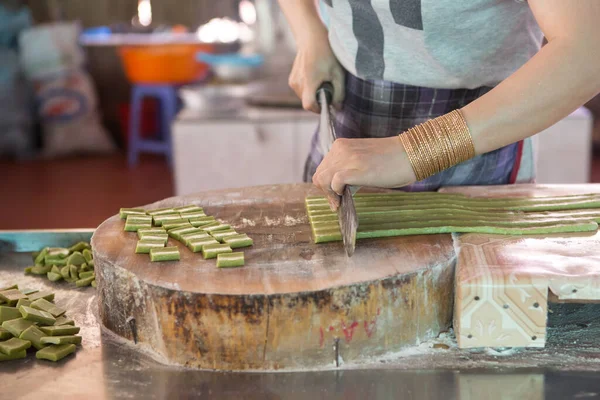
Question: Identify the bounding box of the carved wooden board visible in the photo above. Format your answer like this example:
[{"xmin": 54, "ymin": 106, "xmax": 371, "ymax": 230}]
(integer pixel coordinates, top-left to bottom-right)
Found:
[{"xmin": 92, "ymin": 184, "xmax": 456, "ymax": 371}]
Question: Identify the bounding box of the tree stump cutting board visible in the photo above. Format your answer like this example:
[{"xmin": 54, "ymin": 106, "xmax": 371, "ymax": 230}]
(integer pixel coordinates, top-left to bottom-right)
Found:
[{"xmin": 92, "ymin": 184, "xmax": 456, "ymax": 371}]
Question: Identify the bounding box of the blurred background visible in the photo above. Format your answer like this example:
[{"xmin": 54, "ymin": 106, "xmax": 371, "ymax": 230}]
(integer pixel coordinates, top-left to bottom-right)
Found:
[{"xmin": 1, "ymin": 0, "xmax": 600, "ymax": 229}]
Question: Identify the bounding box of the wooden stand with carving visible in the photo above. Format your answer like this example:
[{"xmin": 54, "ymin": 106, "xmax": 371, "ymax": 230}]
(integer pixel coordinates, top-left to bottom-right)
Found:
[{"xmin": 92, "ymin": 184, "xmax": 456, "ymax": 371}]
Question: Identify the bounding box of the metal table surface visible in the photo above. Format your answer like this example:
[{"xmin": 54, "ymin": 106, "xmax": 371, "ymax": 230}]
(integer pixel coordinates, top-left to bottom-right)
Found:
[{"xmin": 0, "ymin": 230, "xmax": 599, "ymax": 400}]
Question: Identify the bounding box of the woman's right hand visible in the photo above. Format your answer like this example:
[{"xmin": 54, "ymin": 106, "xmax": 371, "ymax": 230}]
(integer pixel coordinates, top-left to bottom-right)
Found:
[{"xmin": 288, "ymin": 29, "xmax": 345, "ymax": 113}]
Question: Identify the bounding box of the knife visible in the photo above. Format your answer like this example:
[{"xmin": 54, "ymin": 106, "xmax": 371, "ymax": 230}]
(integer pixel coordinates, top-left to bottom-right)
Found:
[{"xmin": 317, "ymin": 82, "xmax": 359, "ymax": 257}]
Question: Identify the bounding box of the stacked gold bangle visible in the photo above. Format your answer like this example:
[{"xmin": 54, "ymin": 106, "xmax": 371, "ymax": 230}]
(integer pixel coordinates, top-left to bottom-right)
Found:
[{"xmin": 398, "ymin": 109, "xmax": 475, "ymax": 181}]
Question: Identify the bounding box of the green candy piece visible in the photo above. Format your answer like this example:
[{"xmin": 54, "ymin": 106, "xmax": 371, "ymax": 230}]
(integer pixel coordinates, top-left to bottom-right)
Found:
[
  {"xmin": 0, "ymin": 349, "xmax": 26, "ymax": 361},
  {"xmin": 15, "ymin": 299, "xmax": 31, "ymax": 309},
  {"xmin": 51, "ymin": 265, "xmax": 61, "ymax": 274},
  {"xmin": 0, "ymin": 284, "xmax": 18, "ymax": 291},
  {"xmin": 137, "ymin": 228, "xmax": 167, "ymax": 239},
  {"xmin": 124, "ymin": 222, "xmax": 152, "ymax": 232},
  {"xmin": 78, "ymin": 271, "xmax": 95, "ymax": 280},
  {"xmin": 20, "ymin": 306, "xmax": 56, "ymax": 326},
  {"xmin": 126, "ymin": 215, "xmax": 152, "ymax": 225},
  {"xmin": 36, "ymin": 343, "xmax": 76, "ymax": 362},
  {"xmin": 201, "ymin": 243, "xmax": 232, "ymax": 260},
  {"xmin": 135, "ymin": 240, "xmax": 165, "ymax": 254},
  {"xmin": 69, "ymin": 265, "xmax": 79, "ymax": 280},
  {"xmin": 40, "ymin": 325, "xmax": 80, "ymax": 336},
  {"xmin": 28, "ymin": 291, "xmax": 54, "ymax": 302},
  {"xmin": 44, "ymin": 255, "xmax": 67, "ymax": 266},
  {"xmin": 20, "ymin": 325, "xmax": 47, "ymax": 350},
  {"xmin": 149, "ymin": 246, "xmax": 180, "ymax": 262},
  {"xmin": 24, "ymin": 267, "xmax": 33, "ymax": 275},
  {"xmin": 32, "ymin": 250, "xmax": 40, "ymax": 262},
  {"xmin": 47, "ymin": 248, "xmax": 69, "ymax": 258},
  {"xmin": 34, "ymin": 248, "xmax": 48, "ymax": 265},
  {"xmin": 180, "ymin": 211, "xmax": 206, "ymax": 219},
  {"xmin": 139, "ymin": 234, "xmax": 168, "ymax": 244},
  {"xmin": 0, "ymin": 306, "xmax": 22, "ymax": 323},
  {"xmin": 21, "ymin": 288, "xmax": 38, "ymax": 296},
  {"xmin": 210, "ymin": 229, "xmax": 238, "ymax": 243},
  {"xmin": 54, "ymin": 316, "xmax": 75, "ymax": 326},
  {"xmin": 82, "ymin": 249, "xmax": 94, "ymax": 263},
  {"xmin": 202, "ymin": 222, "xmax": 231, "ymax": 233},
  {"xmin": 152, "ymin": 213, "xmax": 182, "ymax": 226},
  {"xmin": 0, "ymin": 327, "xmax": 12, "ymax": 340},
  {"xmin": 187, "ymin": 237, "xmax": 219, "ymax": 253},
  {"xmin": 147, "ymin": 207, "xmax": 176, "ymax": 216},
  {"xmin": 0, "ymin": 289, "xmax": 27, "ymax": 306},
  {"xmin": 189, "ymin": 216, "xmax": 216, "ymax": 227},
  {"xmin": 32, "ymin": 264, "xmax": 53, "ymax": 275},
  {"xmin": 91, "ymin": 280, "xmax": 97, "ymax": 288},
  {"xmin": 2, "ymin": 318, "xmax": 36, "ymax": 337},
  {"xmin": 223, "ymin": 234, "xmax": 254, "ymax": 249},
  {"xmin": 80, "ymin": 263, "xmax": 89, "ymax": 272},
  {"xmin": 181, "ymin": 231, "xmax": 211, "ymax": 245},
  {"xmin": 87, "ymin": 259, "xmax": 95, "ymax": 268},
  {"xmin": 31, "ymin": 299, "xmax": 66, "ymax": 318},
  {"xmin": 60, "ymin": 266, "xmax": 70, "ymax": 279},
  {"xmin": 40, "ymin": 335, "xmax": 82, "ymax": 345},
  {"xmin": 0, "ymin": 337, "xmax": 31, "ymax": 355},
  {"xmin": 119, "ymin": 208, "xmax": 146, "ymax": 219},
  {"xmin": 68, "ymin": 242, "xmax": 91, "ymax": 253},
  {"xmin": 67, "ymin": 252, "xmax": 86, "ymax": 266},
  {"xmin": 167, "ymin": 225, "xmax": 197, "ymax": 240},
  {"xmin": 162, "ymin": 220, "xmax": 191, "ymax": 230},
  {"xmin": 216, "ymin": 252, "xmax": 245, "ymax": 268},
  {"xmin": 76, "ymin": 276, "xmax": 95, "ymax": 288},
  {"xmin": 47, "ymin": 272, "xmax": 63, "ymax": 282},
  {"xmin": 174, "ymin": 205, "xmax": 203, "ymax": 213}
]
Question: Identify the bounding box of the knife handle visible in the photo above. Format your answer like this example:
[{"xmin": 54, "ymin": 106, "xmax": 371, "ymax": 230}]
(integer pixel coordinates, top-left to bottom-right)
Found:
[{"xmin": 317, "ymin": 82, "xmax": 334, "ymax": 106}]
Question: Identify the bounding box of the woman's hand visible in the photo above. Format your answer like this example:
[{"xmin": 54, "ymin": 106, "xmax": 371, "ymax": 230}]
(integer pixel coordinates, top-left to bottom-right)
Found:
[
  {"xmin": 312, "ymin": 137, "xmax": 417, "ymax": 210},
  {"xmin": 288, "ymin": 29, "xmax": 345, "ymax": 113}
]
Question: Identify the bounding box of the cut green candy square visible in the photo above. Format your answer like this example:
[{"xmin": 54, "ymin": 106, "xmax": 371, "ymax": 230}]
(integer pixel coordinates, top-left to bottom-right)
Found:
[
  {"xmin": 217, "ymin": 252, "xmax": 245, "ymax": 268},
  {"xmin": 0, "ymin": 326, "xmax": 12, "ymax": 340},
  {"xmin": 32, "ymin": 264, "xmax": 53, "ymax": 275},
  {"xmin": 135, "ymin": 239, "xmax": 165, "ymax": 254},
  {"xmin": 174, "ymin": 205, "xmax": 203, "ymax": 213},
  {"xmin": 201, "ymin": 222, "xmax": 231, "ymax": 233},
  {"xmin": 201, "ymin": 243, "xmax": 232, "ymax": 260},
  {"xmin": 150, "ymin": 247, "xmax": 180, "ymax": 262},
  {"xmin": 36, "ymin": 343, "xmax": 76, "ymax": 362},
  {"xmin": 60, "ymin": 266, "xmax": 70, "ymax": 279},
  {"xmin": 119, "ymin": 208, "xmax": 146, "ymax": 219},
  {"xmin": 67, "ymin": 251, "xmax": 86, "ymax": 266},
  {"xmin": 152, "ymin": 213, "xmax": 182, "ymax": 226},
  {"xmin": 187, "ymin": 237, "xmax": 219, "ymax": 253},
  {"xmin": 210, "ymin": 229, "xmax": 239, "ymax": 243},
  {"xmin": 78, "ymin": 271, "xmax": 95, "ymax": 280},
  {"xmin": 40, "ymin": 325, "xmax": 80, "ymax": 336},
  {"xmin": 20, "ymin": 325, "xmax": 47, "ymax": 350},
  {"xmin": 31, "ymin": 298, "xmax": 66, "ymax": 318},
  {"xmin": 2, "ymin": 318, "xmax": 36, "ymax": 337},
  {"xmin": 16, "ymin": 299, "xmax": 31, "ymax": 309},
  {"xmin": 40, "ymin": 335, "xmax": 82, "ymax": 345},
  {"xmin": 28, "ymin": 291, "xmax": 55, "ymax": 302},
  {"xmin": 47, "ymin": 272, "xmax": 63, "ymax": 282},
  {"xmin": 223, "ymin": 234, "xmax": 254, "ymax": 249},
  {"xmin": 0, "ymin": 289, "xmax": 27, "ymax": 306},
  {"xmin": 180, "ymin": 211, "xmax": 206, "ymax": 219},
  {"xmin": 68, "ymin": 242, "xmax": 90, "ymax": 253},
  {"xmin": 162, "ymin": 219, "xmax": 191, "ymax": 230},
  {"xmin": 0, "ymin": 306, "xmax": 22, "ymax": 323},
  {"xmin": 189, "ymin": 216, "xmax": 216, "ymax": 227},
  {"xmin": 83, "ymin": 248, "xmax": 94, "ymax": 263},
  {"xmin": 0, "ymin": 337, "xmax": 31, "ymax": 356},
  {"xmin": 0, "ymin": 349, "xmax": 26, "ymax": 361},
  {"xmin": 70, "ymin": 265, "xmax": 79, "ymax": 280},
  {"xmin": 54, "ymin": 316, "xmax": 75, "ymax": 326},
  {"xmin": 147, "ymin": 207, "xmax": 176, "ymax": 217},
  {"xmin": 20, "ymin": 306, "xmax": 56, "ymax": 326},
  {"xmin": 76, "ymin": 276, "xmax": 95, "ymax": 288}
]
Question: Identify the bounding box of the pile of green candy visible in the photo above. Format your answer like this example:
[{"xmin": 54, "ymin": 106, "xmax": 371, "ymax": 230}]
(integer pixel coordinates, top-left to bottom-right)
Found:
[
  {"xmin": 0, "ymin": 284, "xmax": 81, "ymax": 362},
  {"xmin": 25, "ymin": 242, "xmax": 96, "ymax": 288}
]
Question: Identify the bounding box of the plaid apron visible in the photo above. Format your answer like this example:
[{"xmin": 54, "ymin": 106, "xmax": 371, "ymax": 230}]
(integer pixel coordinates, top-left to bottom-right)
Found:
[{"xmin": 304, "ymin": 72, "xmax": 522, "ymax": 191}]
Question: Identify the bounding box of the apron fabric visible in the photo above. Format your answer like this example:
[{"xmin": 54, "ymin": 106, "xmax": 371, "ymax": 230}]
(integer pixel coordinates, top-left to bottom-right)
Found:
[{"xmin": 303, "ymin": 72, "xmax": 522, "ymax": 191}]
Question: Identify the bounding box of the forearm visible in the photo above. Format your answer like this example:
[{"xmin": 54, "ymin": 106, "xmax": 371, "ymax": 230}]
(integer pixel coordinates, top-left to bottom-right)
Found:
[
  {"xmin": 462, "ymin": 2, "xmax": 600, "ymax": 155},
  {"xmin": 277, "ymin": 0, "xmax": 327, "ymax": 46}
]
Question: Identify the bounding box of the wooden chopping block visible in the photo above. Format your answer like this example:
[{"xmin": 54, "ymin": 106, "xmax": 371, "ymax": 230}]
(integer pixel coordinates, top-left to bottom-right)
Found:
[{"xmin": 92, "ymin": 184, "xmax": 456, "ymax": 371}]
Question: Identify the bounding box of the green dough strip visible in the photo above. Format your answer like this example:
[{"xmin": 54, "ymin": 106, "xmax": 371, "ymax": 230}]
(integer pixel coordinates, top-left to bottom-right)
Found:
[
  {"xmin": 54, "ymin": 316, "xmax": 75, "ymax": 326},
  {"xmin": 36, "ymin": 343, "xmax": 76, "ymax": 362},
  {"xmin": 202, "ymin": 243, "xmax": 232, "ymax": 260},
  {"xmin": 76, "ymin": 276, "xmax": 95, "ymax": 288},
  {"xmin": 180, "ymin": 211, "xmax": 207, "ymax": 220},
  {"xmin": 126, "ymin": 215, "xmax": 153, "ymax": 224},
  {"xmin": 20, "ymin": 325, "xmax": 47, "ymax": 350},
  {"xmin": 31, "ymin": 298, "xmax": 66, "ymax": 318},
  {"xmin": 20, "ymin": 306, "xmax": 56, "ymax": 325},
  {"xmin": 223, "ymin": 234, "xmax": 254, "ymax": 249},
  {"xmin": 40, "ymin": 335, "xmax": 82, "ymax": 345},
  {"xmin": 0, "ymin": 306, "xmax": 22, "ymax": 323},
  {"xmin": 43, "ymin": 256, "xmax": 67, "ymax": 266},
  {"xmin": 2, "ymin": 318, "xmax": 36, "ymax": 337},
  {"xmin": 0, "ymin": 349, "xmax": 26, "ymax": 361},
  {"xmin": 150, "ymin": 246, "xmax": 180, "ymax": 262},
  {"xmin": 79, "ymin": 271, "xmax": 95, "ymax": 280},
  {"xmin": 216, "ymin": 252, "xmax": 245, "ymax": 268},
  {"xmin": 40, "ymin": 325, "xmax": 80, "ymax": 336},
  {"xmin": 119, "ymin": 208, "xmax": 146, "ymax": 219},
  {"xmin": 28, "ymin": 291, "xmax": 54, "ymax": 302},
  {"xmin": 124, "ymin": 221, "xmax": 152, "ymax": 232},
  {"xmin": 187, "ymin": 237, "xmax": 219, "ymax": 253},
  {"xmin": 135, "ymin": 240, "xmax": 165, "ymax": 254},
  {"xmin": 68, "ymin": 242, "xmax": 90, "ymax": 253},
  {"xmin": 138, "ymin": 233, "xmax": 168, "ymax": 244},
  {"xmin": 153, "ymin": 214, "xmax": 183, "ymax": 226},
  {"xmin": 0, "ymin": 326, "xmax": 12, "ymax": 340},
  {"xmin": 167, "ymin": 225, "xmax": 198, "ymax": 240},
  {"xmin": 147, "ymin": 207, "xmax": 176, "ymax": 216},
  {"xmin": 174, "ymin": 205, "xmax": 203, "ymax": 213},
  {"xmin": 163, "ymin": 220, "xmax": 193, "ymax": 230},
  {"xmin": 137, "ymin": 228, "xmax": 167, "ymax": 239},
  {"xmin": 181, "ymin": 232, "xmax": 211, "ymax": 245},
  {"xmin": 201, "ymin": 222, "xmax": 231, "ymax": 233},
  {"xmin": 189, "ymin": 216, "xmax": 216, "ymax": 227},
  {"xmin": 210, "ymin": 229, "xmax": 239, "ymax": 243}
]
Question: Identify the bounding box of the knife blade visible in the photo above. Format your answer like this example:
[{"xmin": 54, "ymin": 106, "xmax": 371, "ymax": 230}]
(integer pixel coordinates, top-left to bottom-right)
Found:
[{"xmin": 316, "ymin": 82, "xmax": 359, "ymax": 257}]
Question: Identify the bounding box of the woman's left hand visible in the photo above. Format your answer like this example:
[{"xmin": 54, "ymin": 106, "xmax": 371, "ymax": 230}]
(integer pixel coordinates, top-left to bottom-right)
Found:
[{"xmin": 312, "ymin": 137, "xmax": 417, "ymax": 210}]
